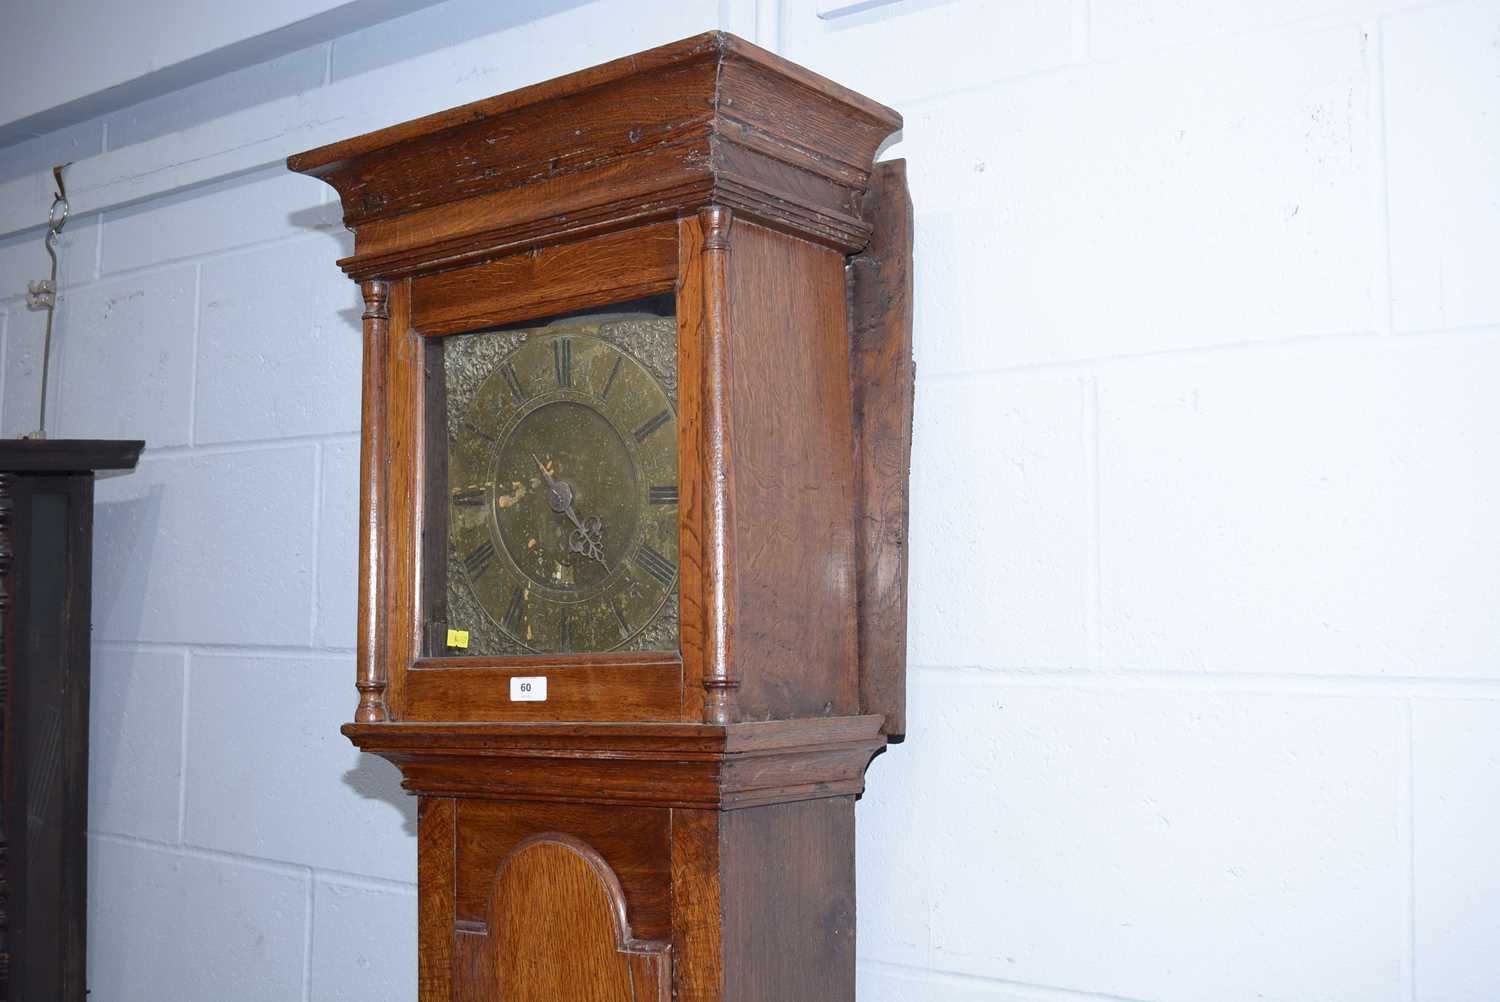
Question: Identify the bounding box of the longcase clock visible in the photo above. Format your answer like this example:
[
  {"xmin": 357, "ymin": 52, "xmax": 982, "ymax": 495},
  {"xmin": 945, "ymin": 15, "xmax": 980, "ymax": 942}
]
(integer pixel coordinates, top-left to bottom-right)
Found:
[{"xmin": 289, "ymin": 31, "xmax": 913, "ymax": 1001}]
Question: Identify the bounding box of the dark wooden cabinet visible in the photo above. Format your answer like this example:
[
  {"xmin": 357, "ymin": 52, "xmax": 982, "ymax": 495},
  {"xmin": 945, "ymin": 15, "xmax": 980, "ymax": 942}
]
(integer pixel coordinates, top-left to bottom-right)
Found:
[
  {"xmin": 0, "ymin": 440, "xmax": 142, "ymax": 1002},
  {"xmin": 290, "ymin": 32, "xmax": 911, "ymax": 1000}
]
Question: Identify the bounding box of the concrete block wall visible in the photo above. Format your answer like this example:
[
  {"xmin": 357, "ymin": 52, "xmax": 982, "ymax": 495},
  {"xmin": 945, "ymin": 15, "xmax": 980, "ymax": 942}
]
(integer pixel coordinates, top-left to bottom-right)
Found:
[{"xmin": 0, "ymin": 0, "xmax": 1495, "ymax": 999}]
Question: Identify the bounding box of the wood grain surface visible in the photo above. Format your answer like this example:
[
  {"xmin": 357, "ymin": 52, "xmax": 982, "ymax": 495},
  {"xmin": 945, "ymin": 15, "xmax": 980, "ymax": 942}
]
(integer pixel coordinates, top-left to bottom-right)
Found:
[
  {"xmin": 722, "ymin": 798, "xmax": 856, "ymax": 1002},
  {"xmin": 403, "ymin": 657, "xmax": 682, "ymax": 723},
  {"xmin": 417, "ymin": 797, "xmax": 455, "ymax": 1002},
  {"xmin": 669, "ymin": 809, "xmax": 723, "ymax": 1002},
  {"xmin": 723, "ymin": 220, "xmax": 860, "ymax": 723},
  {"xmin": 355, "ymin": 280, "xmax": 390, "ymax": 723},
  {"xmin": 1, "ymin": 469, "xmax": 110, "ymax": 1002},
  {"xmin": 696, "ymin": 206, "xmax": 739, "ymax": 724},
  {"xmin": 400, "ymin": 725, "xmax": 879, "ymax": 1000},
  {"xmin": 455, "ymin": 800, "xmax": 670, "ymax": 938},
  {"xmin": 487, "ymin": 835, "xmax": 670, "ymax": 1001},
  {"xmin": 345, "ymin": 715, "xmax": 885, "ymax": 810},
  {"xmin": 849, "ymin": 159, "xmax": 915, "ymax": 741},
  {"xmin": 381, "ymin": 277, "xmax": 421, "ymax": 719},
  {"xmin": 287, "ymin": 32, "xmax": 902, "ymax": 280},
  {"xmin": 409, "ymin": 224, "xmax": 678, "ymax": 337}
]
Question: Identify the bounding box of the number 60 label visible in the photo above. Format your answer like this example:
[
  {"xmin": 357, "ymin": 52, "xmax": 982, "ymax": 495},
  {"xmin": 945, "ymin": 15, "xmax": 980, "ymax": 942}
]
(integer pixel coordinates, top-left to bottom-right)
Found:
[{"xmin": 510, "ymin": 676, "xmax": 547, "ymax": 702}]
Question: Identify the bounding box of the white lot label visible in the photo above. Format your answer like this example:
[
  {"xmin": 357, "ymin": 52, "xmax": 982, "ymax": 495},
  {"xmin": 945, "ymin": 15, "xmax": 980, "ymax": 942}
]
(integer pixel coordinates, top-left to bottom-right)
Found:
[{"xmin": 510, "ymin": 676, "xmax": 547, "ymax": 702}]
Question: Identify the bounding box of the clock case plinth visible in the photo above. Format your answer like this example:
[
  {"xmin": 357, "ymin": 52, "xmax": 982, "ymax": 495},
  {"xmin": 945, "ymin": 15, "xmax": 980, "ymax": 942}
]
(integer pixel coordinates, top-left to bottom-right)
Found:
[{"xmin": 292, "ymin": 31, "xmax": 912, "ymax": 1002}]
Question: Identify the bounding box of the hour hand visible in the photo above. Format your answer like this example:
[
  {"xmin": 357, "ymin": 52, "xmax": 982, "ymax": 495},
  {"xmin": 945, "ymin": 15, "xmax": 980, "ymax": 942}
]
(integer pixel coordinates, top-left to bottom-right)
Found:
[
  {"xmin": 533, "ymin": 453, "xmax": 574, "ymax": 515},
  {"xmin": 532, "ymin": 452, "xmax": 559, "ymax": 490}
]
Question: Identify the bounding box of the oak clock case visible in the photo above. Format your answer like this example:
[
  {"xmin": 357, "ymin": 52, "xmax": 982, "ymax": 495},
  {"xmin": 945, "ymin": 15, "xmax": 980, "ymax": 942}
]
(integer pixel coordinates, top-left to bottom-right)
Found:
[{"xmin": 289, "ymin": 31, "xmax": 913, "ymax": 1002}]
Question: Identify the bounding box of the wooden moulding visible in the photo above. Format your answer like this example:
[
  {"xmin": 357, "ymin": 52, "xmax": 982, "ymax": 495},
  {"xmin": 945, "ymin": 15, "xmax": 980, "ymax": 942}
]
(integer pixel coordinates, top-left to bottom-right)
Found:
[
  {"xmin": 0, "ymin": 440, "xmax": 143, "ymax": 473},
  {"xmin": 355, "ymin": 280, "xmax": 391, "ymax": 723},
  {"xmin": 696, "ymin": 206, "xmax": 738, "ymax": 725},
  {"xmin": 343, "ymin": 715, "xmax": 885, "ymax": 810},
  {"xmin": 286, "ymin": 31, "xmax": 901, "ymax": 280},
  {"xmin": 849, "ymin": 160, "xmax": 915, "ymax": 742}
]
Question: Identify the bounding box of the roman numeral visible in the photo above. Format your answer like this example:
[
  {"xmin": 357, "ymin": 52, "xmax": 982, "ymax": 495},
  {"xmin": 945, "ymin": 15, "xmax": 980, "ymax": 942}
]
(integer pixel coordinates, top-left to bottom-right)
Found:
[
  {"xmin": 451, "ymin": 485, "xmax": 487, "ymax": 506},
  {"xmin": 648, "ymin": 485, "xmax": 677, "ymax": 505},
  {"xmin": 633, "ymin": 544, "xmax": 676, "ymax": 587},
  {"xmin": 500, "ymin": 362, "xmax": 526, "ymax": 403},
  {"xmin": 558, "ymin": 606, "xmax": 572, "ymax": 652},
  {"xmin": 553, "ymin": 337, "xmax": 572, "ymax": 388},
  {"xmin": 610, "ymin": 596, "xmax": 630, "ymax": 636},
  {"xmin": 502, "ymin": 585, "xmax": 525, "ymax": 632},
  {"xmin": 633, "ymin": 409, "xmax": 672, "ymax": 443},
  {"xmin": 599, "ymin": 353, "xmax": 622, "ymax": 401},
  {"xmin": 464, "ymin": 541, "xmax": 496, "ymax": 577}
]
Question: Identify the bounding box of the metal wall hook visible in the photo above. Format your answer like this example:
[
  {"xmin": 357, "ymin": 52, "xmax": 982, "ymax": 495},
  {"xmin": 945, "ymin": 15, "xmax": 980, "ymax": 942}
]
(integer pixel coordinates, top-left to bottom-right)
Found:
[
  {"xmin": 20, "ymin": 162, "xmax": 70, "ymax": 440},
  {"xmin": 49, "ymin": 162, "xmax": 70, "ymax": 235}
]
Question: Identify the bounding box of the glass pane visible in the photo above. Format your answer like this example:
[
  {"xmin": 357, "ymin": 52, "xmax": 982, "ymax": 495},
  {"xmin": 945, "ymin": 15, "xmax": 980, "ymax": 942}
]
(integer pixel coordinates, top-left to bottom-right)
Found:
[{"xmin": 435, "ymin": 296, "xmax": 679, "ymax": 657}]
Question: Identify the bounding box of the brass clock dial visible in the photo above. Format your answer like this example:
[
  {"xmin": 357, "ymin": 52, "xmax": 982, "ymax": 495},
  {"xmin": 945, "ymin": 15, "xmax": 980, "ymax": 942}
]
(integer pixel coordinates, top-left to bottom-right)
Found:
[{"xmin": 444, "ymin": 312, "xmax": 679, "ymax": 655}]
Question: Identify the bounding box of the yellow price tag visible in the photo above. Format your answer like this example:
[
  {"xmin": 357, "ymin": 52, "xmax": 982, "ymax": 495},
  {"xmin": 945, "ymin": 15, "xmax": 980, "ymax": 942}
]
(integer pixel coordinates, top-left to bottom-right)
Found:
[{"xmin": 446, "ymin": 629, "xmax": 470, "ymax": 649}]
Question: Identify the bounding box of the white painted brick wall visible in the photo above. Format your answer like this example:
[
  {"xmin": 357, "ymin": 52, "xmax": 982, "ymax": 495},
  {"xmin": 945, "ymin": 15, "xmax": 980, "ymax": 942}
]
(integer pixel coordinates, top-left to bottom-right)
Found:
[
  {"xmin": 908, "ymin": 373, "xmax": 1091, "ymax": 669},
  {"xmin": 92, "ymin": 448, "xmax": 319, "ymax": 646},
  {"xmin": 1098, "ymin": 335, "xmax": 1500, "ymax": 677},
  {"xmin": 185, "ymin": 652, "xmax": 417, "ymax": 882},
  {"xmin": 88, "ymin": 649, "xmax": 188, "ymax": 843},
  {"xmin": 196, "ymin": 235, "xmax": 361, "ymax": 444},
  {"xmin": 925, "ymin": 677, "xmax": 1406, "ymax": 1001},
  {"xmin": 0, "ymin": 0, "xmax": 1496, "ymax": 999},
  {"xmin": 88, "ymin": 838, "xmax": 310, "ymax": 1002},
  {"xmin": 1385, "ymin": 0, "xmax": 1500, "ymax": 332},
  {"xmin": 310, "ymin": 877, "xmax": 418, "ymax": 1001},
  {"xmin": 1412, "ymin": 701, "xmax": 1500, "ymax": 1000}
]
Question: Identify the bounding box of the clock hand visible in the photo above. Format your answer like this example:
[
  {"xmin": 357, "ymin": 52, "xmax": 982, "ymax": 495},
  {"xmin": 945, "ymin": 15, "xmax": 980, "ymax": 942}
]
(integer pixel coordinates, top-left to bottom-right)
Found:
[
  {"xmin": 532, "ymin": 453, "xmax": 610, "ymax": 572},
  {"xmin": 568, "ymin": 519, "xmax": 610, "ymax": 574},
  {"xmin": 532, "ymin": 452, "xmax": 560, "ymax": 491},
  {"xmin": 533, "ymin": 453, "xmax": 585, "ymax": 529}
]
